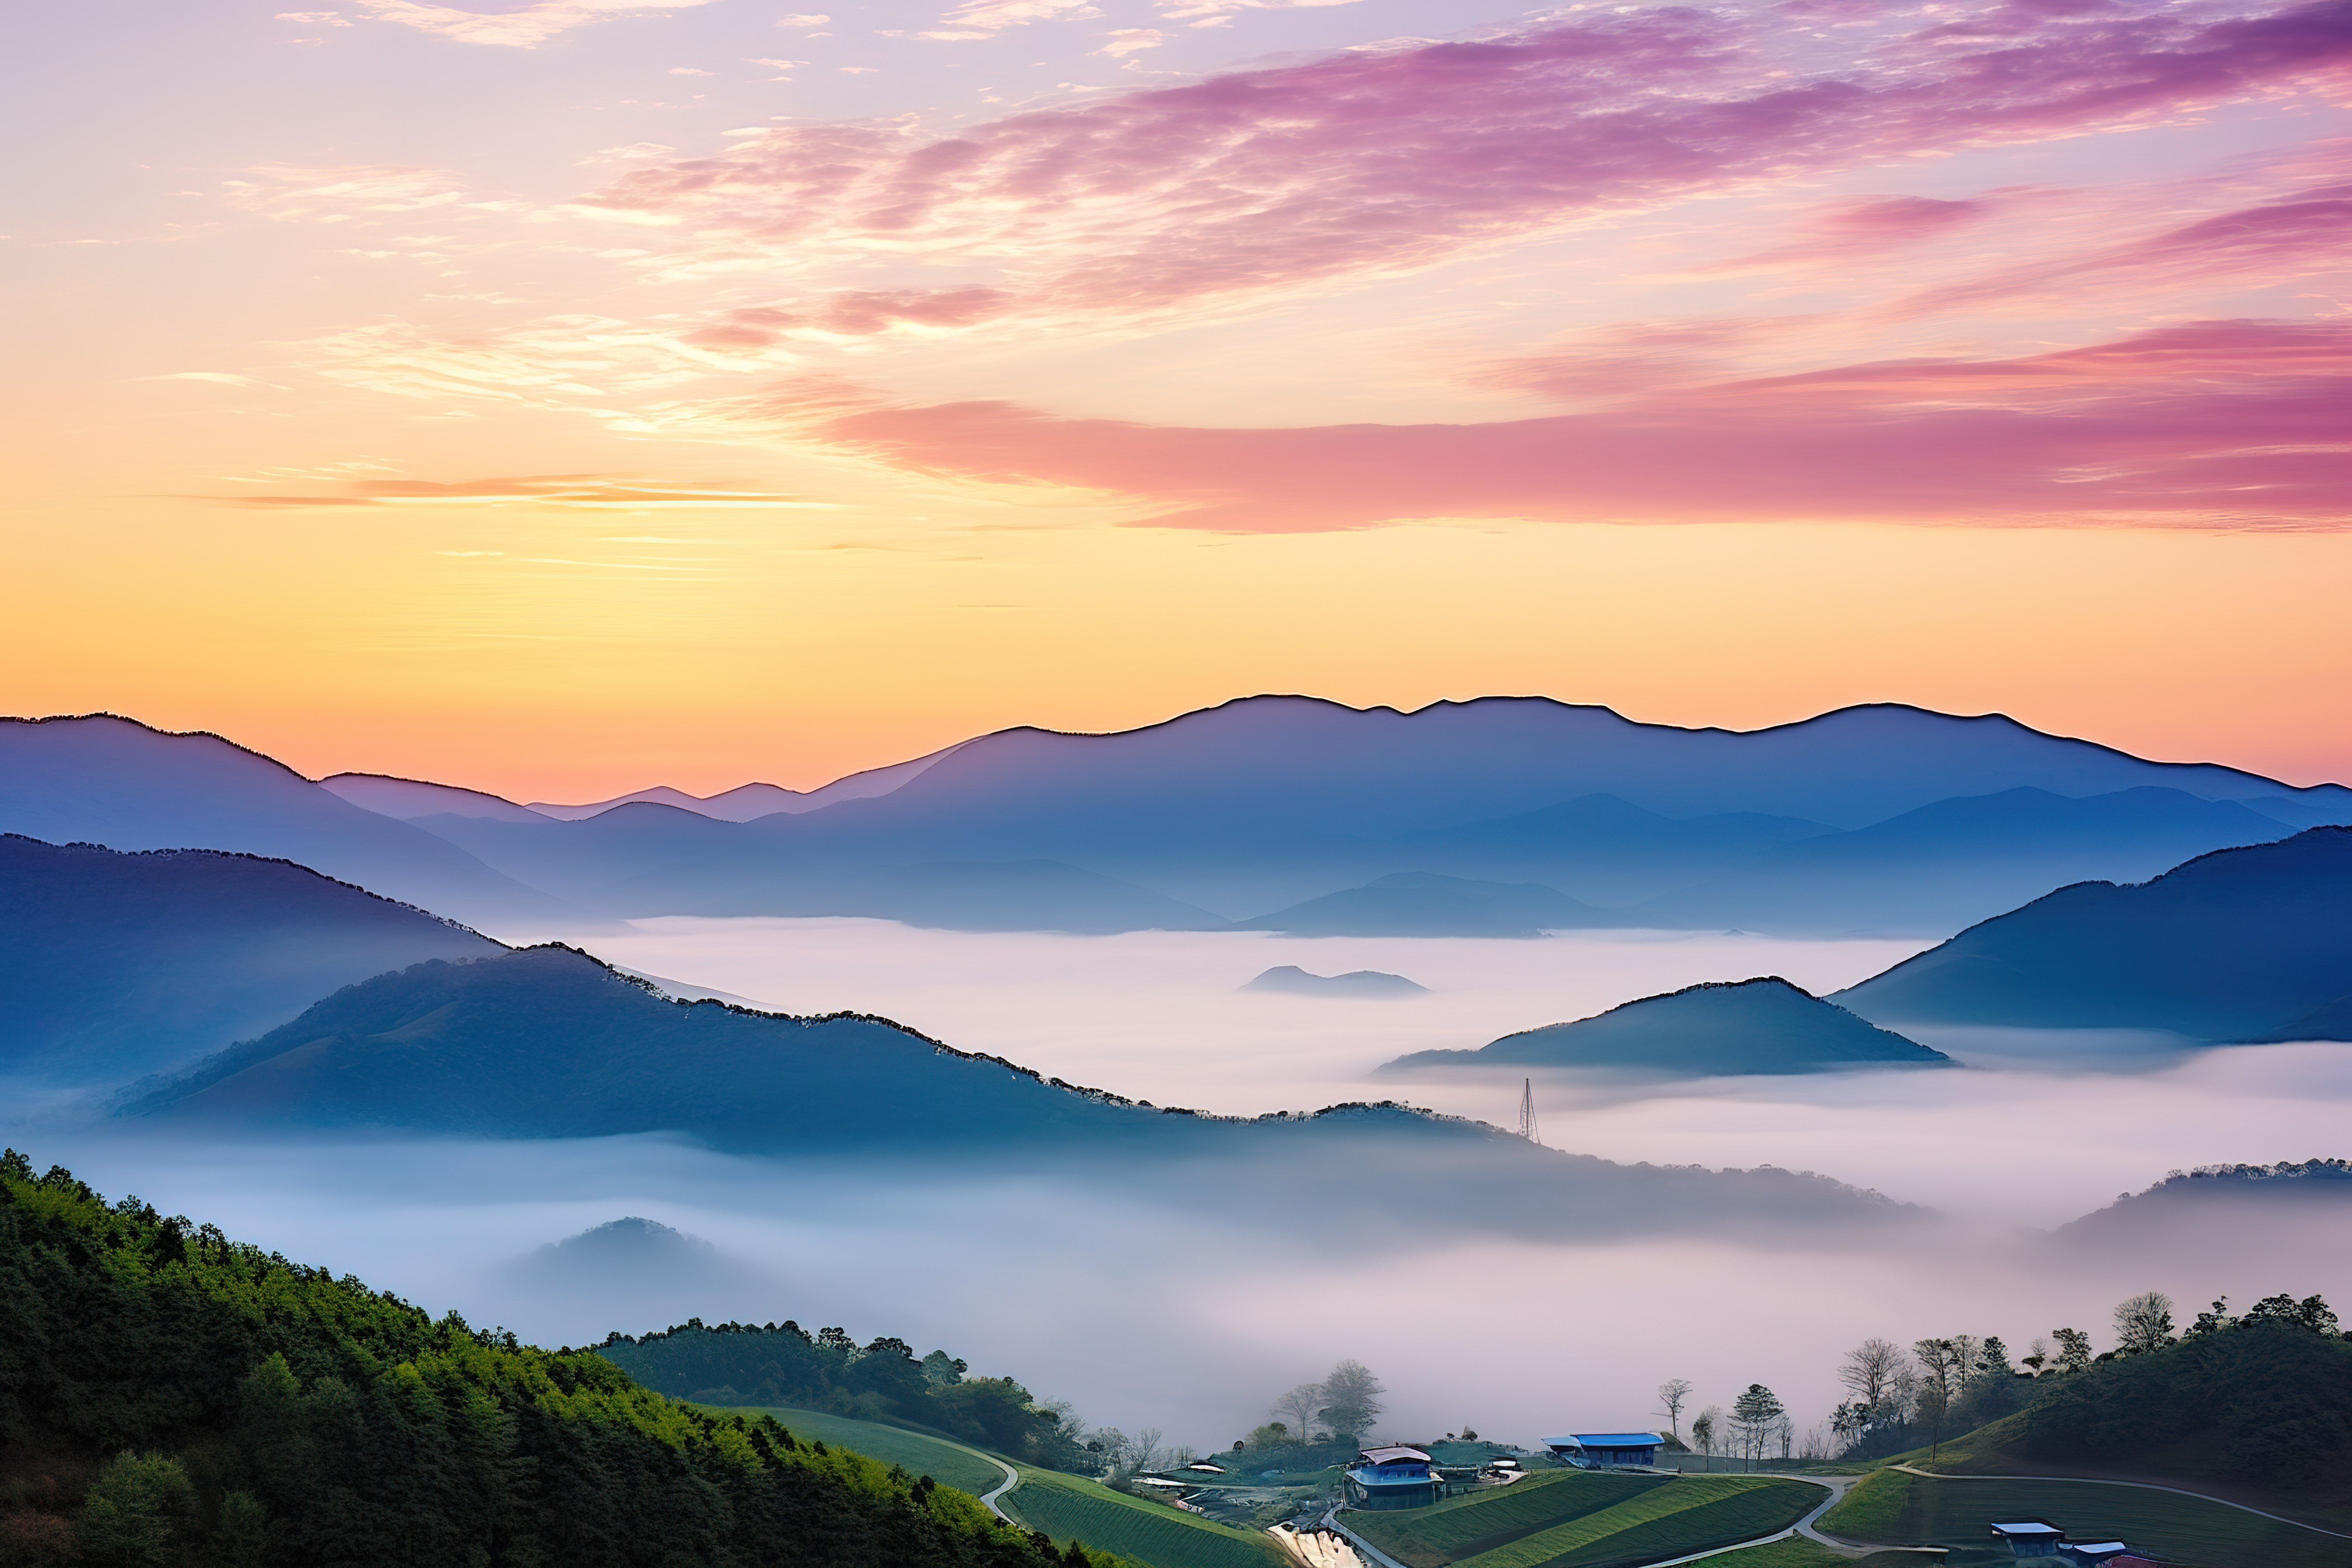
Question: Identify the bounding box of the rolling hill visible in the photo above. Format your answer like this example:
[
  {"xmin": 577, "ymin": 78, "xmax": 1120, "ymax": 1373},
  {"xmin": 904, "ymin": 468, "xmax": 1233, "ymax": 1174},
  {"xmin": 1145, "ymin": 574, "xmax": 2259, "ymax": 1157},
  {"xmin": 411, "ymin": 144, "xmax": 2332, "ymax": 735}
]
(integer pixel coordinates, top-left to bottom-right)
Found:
[
  {"xmin": 0, "ymin": 833, "xmax": 501, "ymax": 1084},
  {"xmin": 111, "ymin": 944, "xmax": 1914, "ymax": 1243},
  {"xmin": 0, "ymin": 1155, "xmax": 1113, "ymax": 1568},
  {"xmin": 1834, "ymin": 827, "xmax": 2352, "ymax": 1041},
  {"xmin": 1386, "ymin": 978, "xmax": 1950, "ymax": 1076}
]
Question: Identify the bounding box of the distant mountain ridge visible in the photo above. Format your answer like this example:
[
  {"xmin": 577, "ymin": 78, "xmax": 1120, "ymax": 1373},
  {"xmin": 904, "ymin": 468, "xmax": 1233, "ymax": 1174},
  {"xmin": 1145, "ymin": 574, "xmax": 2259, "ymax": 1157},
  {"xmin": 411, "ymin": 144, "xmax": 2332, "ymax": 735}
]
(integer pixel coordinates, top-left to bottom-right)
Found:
[
  {"xmin": 0, "ymin": 833, "xmax": 503, "ymax": 1085},
  {"xmin": 1386, "ymin": 977, "xmax": 1950, "ymax": 1076},
  {"xmin": 1834, "ymin": 827, "xmax": 2352, "ymax": 1042},
  {"xmin": 18, "ymin": 700, "xmax": 2348, "ymax": 937},
  {"xmin": 0, "ymin": 714, "xmax": 592, "ymax": 930}
]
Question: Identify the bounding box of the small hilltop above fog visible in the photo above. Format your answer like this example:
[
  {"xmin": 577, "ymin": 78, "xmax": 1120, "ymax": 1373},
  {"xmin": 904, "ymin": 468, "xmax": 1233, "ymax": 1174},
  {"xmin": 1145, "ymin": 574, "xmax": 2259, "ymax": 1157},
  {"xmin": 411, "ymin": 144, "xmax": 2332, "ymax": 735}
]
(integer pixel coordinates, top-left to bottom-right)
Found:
[
  {"xmin": 1242, "ymin": 965, "xmax": 1428, "ymax": 998},
  {"xmin": 1386, "ymin": 976, "xmax": 1951, "ymax": 1076}
]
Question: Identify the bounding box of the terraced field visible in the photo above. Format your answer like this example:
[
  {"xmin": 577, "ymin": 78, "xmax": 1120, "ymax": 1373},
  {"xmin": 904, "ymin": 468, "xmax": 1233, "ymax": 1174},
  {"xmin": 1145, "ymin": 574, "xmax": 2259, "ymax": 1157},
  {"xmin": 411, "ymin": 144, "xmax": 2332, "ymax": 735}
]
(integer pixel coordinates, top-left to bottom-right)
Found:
[
  {"xmin": 1350, "ymin": 1473, "xmax": 1818, "ymax": 1568},
  {"xmin": 1819, "ymin": 1467, "xmax": 2350, "ymax": 1568},
  {"xmin": 1001, "ymin": 1466, "xmax": 1288, "ymax": 1568},
  {"xmin": 1348, "ymin": 1474, "xmax": 1664, "ymax": 1567}
]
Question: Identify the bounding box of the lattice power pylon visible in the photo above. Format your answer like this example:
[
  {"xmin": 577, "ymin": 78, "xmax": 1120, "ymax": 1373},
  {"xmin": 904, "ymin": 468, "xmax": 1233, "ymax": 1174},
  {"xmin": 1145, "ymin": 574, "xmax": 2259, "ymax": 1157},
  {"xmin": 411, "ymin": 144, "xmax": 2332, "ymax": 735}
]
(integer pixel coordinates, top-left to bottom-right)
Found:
[{"xmin": 1516, "ymin": 1077, "xmax": 1540, "ymax": 1144}]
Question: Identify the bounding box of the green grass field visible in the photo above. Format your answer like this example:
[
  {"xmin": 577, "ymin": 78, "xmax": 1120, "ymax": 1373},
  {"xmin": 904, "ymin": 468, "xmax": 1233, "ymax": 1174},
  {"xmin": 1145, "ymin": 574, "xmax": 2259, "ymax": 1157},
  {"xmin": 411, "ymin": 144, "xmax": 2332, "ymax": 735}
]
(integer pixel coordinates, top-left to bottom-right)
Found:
[
  {"xmin": 1348, "ymin": 1474, "xmax": 1817, "ymax": 1568},
  {"xmin": 1349, "ymin": 1473, "xmax": 1665, "ymax": 1567},
  {"xmin": 1689, "ymin": 1540, "xmax": 1848, "ymax": 1568},
  {"xmin": 1000, "ymin": 1466, "xmax": 1287, "ymax": 1568},
  {"xmin": 736, "ymin": 1404, "xmax": 1008, "ymax": 1496},
  {"xmin": 1817, "ymin": 1466, "xmax": 2350, "ymax": 1568}
]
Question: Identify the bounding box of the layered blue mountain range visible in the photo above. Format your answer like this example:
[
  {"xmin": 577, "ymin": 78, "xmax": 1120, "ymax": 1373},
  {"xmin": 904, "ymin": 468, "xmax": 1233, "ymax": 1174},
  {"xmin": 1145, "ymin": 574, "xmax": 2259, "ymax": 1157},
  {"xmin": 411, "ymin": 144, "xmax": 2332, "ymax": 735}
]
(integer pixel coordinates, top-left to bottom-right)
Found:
[
  {"xmin": 1834, "ymin": 827, "xmax": 2352, "ymax": 1042},
  {"xmin": 7, "ymin": 700, "xmax": 2349, "ymax": 938},
  {"xmin": 0, "ymin": 834, "xmax": 501, "ymax": 1084}
]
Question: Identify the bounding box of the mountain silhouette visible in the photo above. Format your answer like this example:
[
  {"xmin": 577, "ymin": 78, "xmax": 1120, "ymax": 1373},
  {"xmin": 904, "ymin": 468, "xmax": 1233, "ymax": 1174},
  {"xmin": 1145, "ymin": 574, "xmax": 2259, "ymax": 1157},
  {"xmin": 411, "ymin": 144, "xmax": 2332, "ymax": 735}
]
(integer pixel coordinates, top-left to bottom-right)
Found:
[
  {"xmin": 1242, "ymin": 965, "xmax": 1428, "ymax": 998},
  {"xmin": 1834, "ymin": 827, "xmax": 2352, "ymax": 1042},
  {"xmin": 0, "ymin": 715, "xmax": 588, "ymax": 929},
  {"xmin": 1386, "ymin": 976, "xmax": 1950, "ymax": 1075},
  {"xmin": 0, "ymin": 834, "xmax": 500, "ymax": 1084},
  {"xmin": 114, "ymin": 945, "xmax": 1912, "ymax": 1241},
  {"xmin": 1630, "ymin": 786, "xmax": 2300, "ymax": 936}
]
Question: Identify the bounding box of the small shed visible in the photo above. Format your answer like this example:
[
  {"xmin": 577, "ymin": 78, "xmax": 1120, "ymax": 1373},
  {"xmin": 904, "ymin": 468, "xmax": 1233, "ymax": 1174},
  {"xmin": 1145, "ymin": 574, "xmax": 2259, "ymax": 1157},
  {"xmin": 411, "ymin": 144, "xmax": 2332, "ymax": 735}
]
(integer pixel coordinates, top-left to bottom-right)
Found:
[
  {"xmin": 1989, "ymin": 1521, "xmax": 2067, "ymax": 1558},
  {"xmin": 2059, "ymin": 1544, "xmax": 2132, "ymax": 1566},
  {"xmin": 1543, "ymin": 1433, "xmax": 1664, "ymax": 1469}
]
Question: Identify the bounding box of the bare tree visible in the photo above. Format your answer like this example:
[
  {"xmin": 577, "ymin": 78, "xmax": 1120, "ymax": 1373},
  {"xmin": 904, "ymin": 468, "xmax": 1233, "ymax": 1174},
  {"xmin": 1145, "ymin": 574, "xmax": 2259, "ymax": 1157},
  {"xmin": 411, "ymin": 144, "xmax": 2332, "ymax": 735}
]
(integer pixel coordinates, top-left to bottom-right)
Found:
[
  {"xmin": 2113, "ymin": 1292, "xmax": 2177, "ymax": 1357},
  {"xmin": 1128, "ymin": 1428, "xmax": 1166, "ymax": 1476},
  {"xmin": 1273, "ymin": 1382, "xmax": 1325, "ymax": 1441},
  {"xmin": 1655, "ymin": 1379, "xmax": 1694, "ymax": 1446},
  {"xmin": 1838, "ymin": 1339, "xmax": 1905, "ymax": 1409}
]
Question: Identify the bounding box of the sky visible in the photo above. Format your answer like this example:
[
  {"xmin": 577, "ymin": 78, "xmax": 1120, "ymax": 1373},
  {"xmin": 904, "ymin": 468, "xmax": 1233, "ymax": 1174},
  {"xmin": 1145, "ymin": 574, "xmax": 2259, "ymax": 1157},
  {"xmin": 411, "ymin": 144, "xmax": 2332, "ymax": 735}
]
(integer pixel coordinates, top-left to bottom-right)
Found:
[{"xmin": 6, "ymin": 0, "xmax": 2352, "ymax": 798}]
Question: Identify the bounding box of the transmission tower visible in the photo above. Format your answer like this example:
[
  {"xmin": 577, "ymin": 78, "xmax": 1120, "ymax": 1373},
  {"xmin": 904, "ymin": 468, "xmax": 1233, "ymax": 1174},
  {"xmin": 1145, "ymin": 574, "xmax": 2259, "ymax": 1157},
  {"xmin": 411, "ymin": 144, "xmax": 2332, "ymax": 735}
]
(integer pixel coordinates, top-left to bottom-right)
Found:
[{"xmin": 1516, "ymin": 1078, "xmax": 1540, "ymax": 1145}]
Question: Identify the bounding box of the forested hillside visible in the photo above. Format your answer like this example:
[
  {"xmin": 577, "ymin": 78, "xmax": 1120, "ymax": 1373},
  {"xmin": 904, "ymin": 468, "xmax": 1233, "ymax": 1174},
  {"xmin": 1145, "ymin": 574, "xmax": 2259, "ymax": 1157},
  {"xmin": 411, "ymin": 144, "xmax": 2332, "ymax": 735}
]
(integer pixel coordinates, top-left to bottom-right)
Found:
[
  {"xmin": 602, "ymin": 1320, "xmax": 1086, "ymax": 1467},
  {"xmin": 0, "ymin": 1151, "xmax": 1124, "ymax": 1568}
]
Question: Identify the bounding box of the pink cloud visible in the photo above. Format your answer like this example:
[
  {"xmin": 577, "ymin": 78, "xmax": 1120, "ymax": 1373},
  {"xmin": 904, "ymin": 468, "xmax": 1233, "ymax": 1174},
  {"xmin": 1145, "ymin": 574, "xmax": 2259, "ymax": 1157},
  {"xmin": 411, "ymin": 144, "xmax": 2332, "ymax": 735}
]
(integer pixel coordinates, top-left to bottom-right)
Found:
[
  {"xmin": 1889, "ymin": 176, "xmax": 2352, "ymax": 315},
  {"xmin": 575, "ymin": 0, "xmax": 2352, "ymax": 326},
  {"xmin": 744, "ymin": 320, "xmax": 2352, "ymax": 532}
]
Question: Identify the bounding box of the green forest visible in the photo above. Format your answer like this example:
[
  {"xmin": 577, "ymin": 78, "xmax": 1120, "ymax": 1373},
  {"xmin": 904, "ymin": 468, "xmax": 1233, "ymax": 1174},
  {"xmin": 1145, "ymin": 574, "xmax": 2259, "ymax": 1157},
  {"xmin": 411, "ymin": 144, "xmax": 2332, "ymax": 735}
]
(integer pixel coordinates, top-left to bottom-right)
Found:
[
  {"xmin": 600, "ymin": 1321, "xmax": 1088, "ymax": 1470},
  {"xmin": 0, "ymin": 1151, "xmax": 1129, "ymax": 1568}
]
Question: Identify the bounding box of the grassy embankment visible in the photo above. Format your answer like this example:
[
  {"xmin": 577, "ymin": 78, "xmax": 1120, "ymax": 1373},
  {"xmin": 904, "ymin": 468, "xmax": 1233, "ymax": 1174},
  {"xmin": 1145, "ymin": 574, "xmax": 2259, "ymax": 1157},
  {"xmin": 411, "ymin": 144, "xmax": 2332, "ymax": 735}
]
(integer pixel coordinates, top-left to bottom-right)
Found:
[
  {"xmin": 1819, "ymin": 1466, "xmax": 2348, "ymax": 1568},
  {"xmin": 1348, "ymin": 1471, "xmax": 1819, "ymax": 1568},
  {"xmin": 747, "ymin": 1405, "xmax": 1284, "ymax": 1568},
  {"xmin": 741, "ymin": 1404, "xmax": 1009, "ymax": 1495}
]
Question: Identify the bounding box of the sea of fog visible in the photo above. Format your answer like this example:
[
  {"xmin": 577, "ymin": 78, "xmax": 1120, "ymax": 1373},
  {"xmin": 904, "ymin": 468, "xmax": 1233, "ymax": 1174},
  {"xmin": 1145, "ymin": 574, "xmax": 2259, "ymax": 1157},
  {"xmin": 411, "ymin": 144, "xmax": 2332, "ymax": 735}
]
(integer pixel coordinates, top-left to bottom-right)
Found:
[
  {"xmin": 521, "ymin": 918, "xmax": 2352, "ymax": 1226},
  {"xmin": 29, "ymin": 920, "xmax": 2352, "ymax": 1461}
]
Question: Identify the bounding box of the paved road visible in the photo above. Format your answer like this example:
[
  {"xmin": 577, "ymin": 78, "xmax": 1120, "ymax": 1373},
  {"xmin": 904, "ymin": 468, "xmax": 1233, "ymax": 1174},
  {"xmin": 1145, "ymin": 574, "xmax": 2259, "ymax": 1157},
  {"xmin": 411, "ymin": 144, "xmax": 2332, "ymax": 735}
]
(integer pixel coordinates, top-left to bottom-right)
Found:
[{"xmin": 1885, "ymin": 1462, "xmax": 2352, "ymax": 1540}]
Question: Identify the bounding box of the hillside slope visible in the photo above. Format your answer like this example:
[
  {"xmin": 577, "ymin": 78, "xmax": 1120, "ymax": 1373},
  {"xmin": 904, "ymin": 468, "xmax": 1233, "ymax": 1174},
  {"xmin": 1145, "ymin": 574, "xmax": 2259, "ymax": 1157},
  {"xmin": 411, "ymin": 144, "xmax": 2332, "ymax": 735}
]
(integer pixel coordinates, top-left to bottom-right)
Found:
[
  {"xmin": 114, "ymin": 946, "xmax": 1913, "ymax": 1243},
  {"xmin": 0, "ymin": 1152, "xmax": 1119, "ymax": 1568},
  {"xmin": 1387, "ymin": 978, "xmax": 1950, "ymax": 1076},
  {"xmin": 0, "ymin": 834, "xmax": 501, "ymax": 1084},
  {"xmin": 1834, "ymin": 828, "xmax": 2352, "ymax": 1041}
]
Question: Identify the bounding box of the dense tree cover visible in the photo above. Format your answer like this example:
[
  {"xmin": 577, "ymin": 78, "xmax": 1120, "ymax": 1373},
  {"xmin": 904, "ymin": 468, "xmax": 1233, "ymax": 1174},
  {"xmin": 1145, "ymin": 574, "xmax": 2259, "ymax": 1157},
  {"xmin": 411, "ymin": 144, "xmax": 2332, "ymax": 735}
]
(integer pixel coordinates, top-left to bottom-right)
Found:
[
  {"xmin": 2008, "ymin": 1313, "xmax": 2352, "ymax": 1482},
  {"xmin": 598, "ymin": 1322, "xmax": 1095, "ymax": 1470},
  {"xmin": 0, "ymin": 1151, "xmax": 1128, "ymax": 1568},
  {"xmin": 1825, "ymin": 1288, "xmax": 2351, "ymax": 1479}
]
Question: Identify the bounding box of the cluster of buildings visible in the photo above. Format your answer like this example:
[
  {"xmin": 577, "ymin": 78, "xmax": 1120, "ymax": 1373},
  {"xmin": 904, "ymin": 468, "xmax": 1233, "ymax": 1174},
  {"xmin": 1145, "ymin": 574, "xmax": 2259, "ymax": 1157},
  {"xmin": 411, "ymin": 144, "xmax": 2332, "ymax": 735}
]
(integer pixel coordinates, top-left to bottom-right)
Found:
[
  {"xmin": 1340, "ymin": 1432, "xmax": 1667, "ymax": 1509},
  {"xmin": 1990, "ymin": 1520, "xmax": 2157, "ymax": 1566}
]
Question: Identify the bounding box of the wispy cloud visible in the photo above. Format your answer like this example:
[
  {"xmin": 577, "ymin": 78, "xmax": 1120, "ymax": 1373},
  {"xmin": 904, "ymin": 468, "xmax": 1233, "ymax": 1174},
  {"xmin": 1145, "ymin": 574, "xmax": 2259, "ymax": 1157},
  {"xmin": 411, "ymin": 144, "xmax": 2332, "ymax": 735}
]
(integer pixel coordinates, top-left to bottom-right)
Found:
[
  {"xmin": 354, "ymin": 0, "xmax": 724, "ymax": 49},
  {"xmin": 227, "ymin": 475, "xmax": 834, "ymax": 509},
  {"xmin": 564, "ymin": 0, "xmax": 2352, "ymax": 328},
  {"xmin": 732, "ymin": 320, "xmax": 2352, "ymax": 532}
]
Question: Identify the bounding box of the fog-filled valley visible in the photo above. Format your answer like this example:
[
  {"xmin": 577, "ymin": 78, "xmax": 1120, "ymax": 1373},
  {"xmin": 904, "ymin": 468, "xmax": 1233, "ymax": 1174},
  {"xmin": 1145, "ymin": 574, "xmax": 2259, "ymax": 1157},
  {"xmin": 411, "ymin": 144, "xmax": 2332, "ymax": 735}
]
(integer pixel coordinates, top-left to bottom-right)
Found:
[{"xmin": 7, "ymin": 696, "xmax": 2352, "ymax": 1564}]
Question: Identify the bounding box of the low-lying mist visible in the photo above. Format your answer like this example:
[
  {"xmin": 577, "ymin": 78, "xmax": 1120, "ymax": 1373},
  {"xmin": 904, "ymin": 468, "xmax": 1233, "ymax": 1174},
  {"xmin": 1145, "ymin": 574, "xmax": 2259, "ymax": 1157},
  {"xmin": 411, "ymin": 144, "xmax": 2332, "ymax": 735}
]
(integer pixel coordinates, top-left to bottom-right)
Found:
[
  {"xmin": 514, "ymin": 918, "xmax": 2352, "ymax": 1225},
  {"xmin": 28, "ymin": 1116, "xmax": 2351, "ymax": 1465}
]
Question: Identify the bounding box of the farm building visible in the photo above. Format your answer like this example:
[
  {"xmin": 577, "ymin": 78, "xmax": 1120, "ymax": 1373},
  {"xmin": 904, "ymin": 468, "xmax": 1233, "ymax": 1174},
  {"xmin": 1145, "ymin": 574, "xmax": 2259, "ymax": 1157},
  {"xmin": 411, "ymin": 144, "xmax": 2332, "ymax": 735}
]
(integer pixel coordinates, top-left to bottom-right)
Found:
[
  {"xmin": 1343, "ymin": 1446, "xmax": 1439, "ymax": 1509},
  {"xmin": 1542, "ymin": 1432, "xmax": 1665, "ymax": 1468},
  {"xmin": 1989, "ymin": 1520, "xmax": 2144, "ymax": 1564}
]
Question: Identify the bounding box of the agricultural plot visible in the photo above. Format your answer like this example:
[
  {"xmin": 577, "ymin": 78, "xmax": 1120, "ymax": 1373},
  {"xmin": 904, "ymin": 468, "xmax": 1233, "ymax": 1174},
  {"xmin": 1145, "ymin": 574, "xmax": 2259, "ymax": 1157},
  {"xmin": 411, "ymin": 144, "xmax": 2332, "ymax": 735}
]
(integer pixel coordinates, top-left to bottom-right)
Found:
[
  {"xmin": 1002, "ymin": 1466, "xmax": 1288, "ymax": 1568},
  {"xmin": 1818, "ymin": 1467, "xmax": 2349, "ymax": 1568},
  {"xmin": 1349, "ymin": 1474, "xmax": 1817, "ymax": 1568},
  {"xmin": 739, "ymin": 1404, "xmax": 1008, "ymax": 1496},
  {"xmin": 1349, "ymin": 1473, "xmax": 1665, "ymax": 1567},
  {"xmin": 1691, "ymin": 1541, "xmax": 1849, "ymax": 1568}
]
